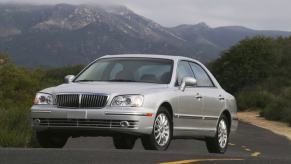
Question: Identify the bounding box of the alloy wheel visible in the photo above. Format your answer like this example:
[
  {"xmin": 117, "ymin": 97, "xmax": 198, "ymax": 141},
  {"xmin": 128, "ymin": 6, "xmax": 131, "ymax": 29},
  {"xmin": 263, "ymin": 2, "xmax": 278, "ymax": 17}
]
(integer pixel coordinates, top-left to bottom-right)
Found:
[
  {"xmin": 154, "ymin": 113, "xmax": 170, "ymax": 146},
  {"xmin": 218, "ymin": 119, "xmax": 228, "ymax": 148}
]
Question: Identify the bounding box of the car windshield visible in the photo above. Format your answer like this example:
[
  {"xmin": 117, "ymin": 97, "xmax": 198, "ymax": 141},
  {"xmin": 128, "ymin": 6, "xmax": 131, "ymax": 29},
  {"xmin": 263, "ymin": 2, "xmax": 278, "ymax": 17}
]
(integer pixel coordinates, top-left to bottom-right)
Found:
[{"xmin": 74, "ymin": 58, "xmax": 173, "ymax": 84}]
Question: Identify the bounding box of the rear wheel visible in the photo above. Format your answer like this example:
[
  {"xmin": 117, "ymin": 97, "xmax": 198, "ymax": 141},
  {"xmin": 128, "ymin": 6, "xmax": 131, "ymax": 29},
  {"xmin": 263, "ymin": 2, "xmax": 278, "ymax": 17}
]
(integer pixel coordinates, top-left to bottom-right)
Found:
[
  {"xmin": 113, "ymin": 134, "xmax": 137, "ymax": 149},
  {"xmin": 141, "ymin": 107, "xmax": 172, "ymax": 150},
  {"xmin": 36, "ymin": 131, "xmax": 68, "ymax": 148},
  {"xmin": 205, "ymin": 115, "xmax": 229, "ymax": 154}
]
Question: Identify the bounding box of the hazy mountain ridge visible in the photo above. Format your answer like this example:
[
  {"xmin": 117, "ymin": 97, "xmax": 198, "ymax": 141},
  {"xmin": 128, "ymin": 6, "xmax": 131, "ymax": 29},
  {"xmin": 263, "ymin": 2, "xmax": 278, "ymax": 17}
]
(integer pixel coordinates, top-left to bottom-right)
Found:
[{"xmin": 0, "ymin": 3, "xmax": 290, "ymax": 67}]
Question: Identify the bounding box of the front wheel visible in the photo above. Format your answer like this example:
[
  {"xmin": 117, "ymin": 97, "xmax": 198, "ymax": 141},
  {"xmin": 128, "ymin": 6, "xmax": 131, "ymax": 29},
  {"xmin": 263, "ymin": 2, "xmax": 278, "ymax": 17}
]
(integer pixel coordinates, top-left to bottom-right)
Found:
[
  {"xmin": 36, "ymin": 131, "xmax": 68, "ymax": 148},
  {"xmin": 141, "ymin": 107, "xmax": 172, "ymax": 151},
  {"xmin": 205, "ymin": 115, "xmax": 229, "ymax": 154}
]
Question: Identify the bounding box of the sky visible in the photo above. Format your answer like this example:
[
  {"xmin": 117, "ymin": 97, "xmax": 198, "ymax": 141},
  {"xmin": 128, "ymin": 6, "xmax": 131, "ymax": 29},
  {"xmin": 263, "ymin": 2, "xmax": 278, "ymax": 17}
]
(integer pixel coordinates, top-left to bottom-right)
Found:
[{"xmin": 0, "ymin": 0, "xmax": 290, "ymax": 31}]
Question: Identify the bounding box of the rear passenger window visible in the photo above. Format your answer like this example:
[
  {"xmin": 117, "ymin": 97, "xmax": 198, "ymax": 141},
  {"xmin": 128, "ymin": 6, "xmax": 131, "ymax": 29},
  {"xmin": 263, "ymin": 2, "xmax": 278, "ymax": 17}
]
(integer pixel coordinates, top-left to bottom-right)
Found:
[
  {"xmin": 189, "ymin": 62, "xmax": 214, "ymax": 87},
  {"xmin": 177, "ymin": 61, "xmax": 195, "ymax": 85}
]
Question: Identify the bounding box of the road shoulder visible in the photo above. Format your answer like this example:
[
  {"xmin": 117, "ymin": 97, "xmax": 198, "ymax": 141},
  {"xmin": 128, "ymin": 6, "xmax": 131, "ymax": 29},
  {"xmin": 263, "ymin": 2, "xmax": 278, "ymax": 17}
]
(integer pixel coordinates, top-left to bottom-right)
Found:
[{"xmin": 238, "ymin": 111, "xmax": 291, "ymax": 141}]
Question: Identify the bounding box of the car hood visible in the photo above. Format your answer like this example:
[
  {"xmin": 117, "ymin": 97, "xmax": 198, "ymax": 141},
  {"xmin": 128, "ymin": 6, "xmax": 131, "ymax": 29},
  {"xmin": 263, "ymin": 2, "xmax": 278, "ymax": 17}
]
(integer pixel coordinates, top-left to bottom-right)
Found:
[{"xmin": 41, "ymin": 82, "xmax": 169, "ymax": 95}]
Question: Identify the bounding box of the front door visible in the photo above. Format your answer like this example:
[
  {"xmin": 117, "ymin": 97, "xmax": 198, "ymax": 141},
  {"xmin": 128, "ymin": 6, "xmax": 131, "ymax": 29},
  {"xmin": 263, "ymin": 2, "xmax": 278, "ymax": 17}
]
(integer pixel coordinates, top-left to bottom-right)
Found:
[
  {"xmin": 174, "ymin": 61, "xmax": 204, "ymax": 131},
  {"xmin": 188, "ymin": 62, "xmax": 224, "ymax": 130}
]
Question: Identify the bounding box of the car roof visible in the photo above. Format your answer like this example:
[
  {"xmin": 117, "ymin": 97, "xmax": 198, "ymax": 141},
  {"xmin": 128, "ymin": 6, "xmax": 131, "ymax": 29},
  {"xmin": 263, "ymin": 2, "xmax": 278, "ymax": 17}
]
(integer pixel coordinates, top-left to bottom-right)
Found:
[{"xmin": 100, "ymin": 54, "xmax": 199, "ymax": 63}]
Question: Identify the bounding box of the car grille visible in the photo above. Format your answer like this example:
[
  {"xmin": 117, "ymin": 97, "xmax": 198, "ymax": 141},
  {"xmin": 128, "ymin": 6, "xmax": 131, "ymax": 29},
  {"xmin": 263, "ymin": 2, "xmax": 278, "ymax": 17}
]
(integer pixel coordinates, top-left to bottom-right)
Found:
[
  {"xmin": 34, "ymin": 118, "xmax": 138, "ymax": 129},
  {"xmin": 56, "ymin": 94, "xmax": 108, "ymax": 108}
]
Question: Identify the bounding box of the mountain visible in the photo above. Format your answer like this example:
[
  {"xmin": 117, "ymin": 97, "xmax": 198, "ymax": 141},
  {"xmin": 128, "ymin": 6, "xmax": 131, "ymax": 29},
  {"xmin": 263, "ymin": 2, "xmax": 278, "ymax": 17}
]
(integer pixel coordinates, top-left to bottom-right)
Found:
[
  {"xmin": 170, "ymin": 23, "xmax": 291, "ymax": 54},
  {"xmin": 0, "ymin": 4, "xmax": 290, "ymax": 67}
]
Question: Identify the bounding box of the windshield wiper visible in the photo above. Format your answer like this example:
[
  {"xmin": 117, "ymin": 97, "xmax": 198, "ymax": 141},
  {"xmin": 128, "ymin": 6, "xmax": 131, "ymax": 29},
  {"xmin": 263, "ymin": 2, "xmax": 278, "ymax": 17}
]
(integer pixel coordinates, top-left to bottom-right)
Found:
[
  {"xmin": 74, "ymin": 79, "xmax": 95, "ymax": 82},
  {"xmin": 107, "ymin": 79, "xmax": 138, "ymax": 82},
  {"xmin": 75, "ymin": 79, "xmax": 139, "ymax": 82}
]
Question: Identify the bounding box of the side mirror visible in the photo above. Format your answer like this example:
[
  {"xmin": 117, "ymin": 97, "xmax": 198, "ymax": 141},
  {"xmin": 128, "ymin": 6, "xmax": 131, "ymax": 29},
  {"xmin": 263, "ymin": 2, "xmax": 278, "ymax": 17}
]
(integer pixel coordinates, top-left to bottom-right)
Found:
[
  {"xmin": 180, "ymin": 77, "xmax": 197, "ymax": 91},
  {"xmin": 65, "ymin": 75, "xmax": 75, "ymax": 83}
]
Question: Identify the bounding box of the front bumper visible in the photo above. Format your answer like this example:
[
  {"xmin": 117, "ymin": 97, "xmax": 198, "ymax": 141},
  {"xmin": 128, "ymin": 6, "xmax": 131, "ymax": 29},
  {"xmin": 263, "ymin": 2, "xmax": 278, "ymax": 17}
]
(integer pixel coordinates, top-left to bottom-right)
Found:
[{"xmin": 31, "ymin": 105, "xmax": 155, "ymax": 135}]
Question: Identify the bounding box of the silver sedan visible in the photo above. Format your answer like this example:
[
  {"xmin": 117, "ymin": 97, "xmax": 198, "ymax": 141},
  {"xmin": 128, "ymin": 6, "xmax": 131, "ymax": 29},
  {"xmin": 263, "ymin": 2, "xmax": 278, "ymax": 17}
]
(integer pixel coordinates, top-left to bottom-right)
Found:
[{"xmin": 31, "ymin": 54, "xmax": 238, "ymax": 153}]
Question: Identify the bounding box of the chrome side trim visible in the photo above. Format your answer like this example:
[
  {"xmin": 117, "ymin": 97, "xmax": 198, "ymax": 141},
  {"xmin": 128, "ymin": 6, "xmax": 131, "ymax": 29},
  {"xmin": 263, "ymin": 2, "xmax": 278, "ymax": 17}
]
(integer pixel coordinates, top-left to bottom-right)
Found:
[
  {"xmin": 174, "ymin": 113, "xmax": 219, "ymax": 120},
  {"xmin": 174, "ymin": 113, "xmax": 203, "ymax": 119},
  {"xmin": 174, "ymin": 127, "xmax": 216, "ymax": 131},
  {"xmin": 105, "ymin": 112, "xmax": 151, "ymax": 116},
  {"xmin": 203, "ymin": 116, "xmax": 219, "ymax": 120}
]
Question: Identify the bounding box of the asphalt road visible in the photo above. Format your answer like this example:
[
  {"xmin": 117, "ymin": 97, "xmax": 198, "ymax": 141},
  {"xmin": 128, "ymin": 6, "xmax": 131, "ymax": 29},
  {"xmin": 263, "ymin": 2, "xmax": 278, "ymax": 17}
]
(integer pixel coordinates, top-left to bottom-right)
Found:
[{"xmin": 1, "ymin": 122, "xmax": 291, "ymax": 164}]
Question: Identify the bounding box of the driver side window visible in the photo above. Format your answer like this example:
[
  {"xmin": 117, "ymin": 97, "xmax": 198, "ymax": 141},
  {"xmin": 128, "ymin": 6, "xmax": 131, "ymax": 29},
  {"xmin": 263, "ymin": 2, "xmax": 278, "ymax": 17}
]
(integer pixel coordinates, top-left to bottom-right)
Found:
[
  {"xmin": 189, "ymin": 62, "xmax": 214, "ymax": 87},
  {"xmin": 177, "ymin": 61, "xmax": 195, "ymax": 86}
]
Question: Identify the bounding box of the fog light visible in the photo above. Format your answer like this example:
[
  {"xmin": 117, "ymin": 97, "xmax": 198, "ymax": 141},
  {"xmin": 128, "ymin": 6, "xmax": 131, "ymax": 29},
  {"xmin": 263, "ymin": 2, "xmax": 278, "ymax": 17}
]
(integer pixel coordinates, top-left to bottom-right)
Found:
[
  {"xmin": 33, "ymin": 119, "xmax": 41, "ymax": 125},
  {"xmin": 120, "ymin": 121, "xmax": 129, "ymax": 127}
]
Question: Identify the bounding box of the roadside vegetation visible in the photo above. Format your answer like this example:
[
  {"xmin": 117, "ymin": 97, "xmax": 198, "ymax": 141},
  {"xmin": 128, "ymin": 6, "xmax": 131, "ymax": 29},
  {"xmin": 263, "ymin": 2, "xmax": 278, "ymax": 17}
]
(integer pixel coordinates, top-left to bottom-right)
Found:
[
  {"xmin": 209, "ymin": 36, "xmax": 291, "ymax": 126},
  {"xmin": 0, "ymin": 54, "xmax": 83, "ymax": 147},
  {"xmin": 0, "ymin": 36, "xmax": 291, "ymax": 147}
]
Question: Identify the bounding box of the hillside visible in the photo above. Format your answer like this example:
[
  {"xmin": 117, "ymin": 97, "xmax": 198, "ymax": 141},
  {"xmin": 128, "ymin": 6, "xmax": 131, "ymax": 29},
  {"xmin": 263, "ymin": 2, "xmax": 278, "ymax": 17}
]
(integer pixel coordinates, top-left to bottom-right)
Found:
[{"xmin": 0, "ymin": 3, "xmax": 290, "ymax": 67}]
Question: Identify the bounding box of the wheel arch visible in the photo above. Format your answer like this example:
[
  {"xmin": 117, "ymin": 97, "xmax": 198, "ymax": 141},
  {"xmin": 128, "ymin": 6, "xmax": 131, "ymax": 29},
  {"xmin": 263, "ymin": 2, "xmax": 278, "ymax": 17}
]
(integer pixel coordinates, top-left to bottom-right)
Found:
[
  {"xmin": 219, "ymin": 109, "xmax": 232, "ymax": 132},
  {"xmin": 158, "ymin": 101, "xmax": 173, "ymax": 120}
]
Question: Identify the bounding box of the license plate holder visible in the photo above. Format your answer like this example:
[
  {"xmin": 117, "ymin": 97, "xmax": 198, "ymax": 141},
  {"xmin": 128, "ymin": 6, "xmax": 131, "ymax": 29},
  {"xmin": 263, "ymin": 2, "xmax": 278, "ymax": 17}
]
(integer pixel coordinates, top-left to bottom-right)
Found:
[{"xmin": 67, "ymin": 111, "xmax": 86, "ymax": 119}]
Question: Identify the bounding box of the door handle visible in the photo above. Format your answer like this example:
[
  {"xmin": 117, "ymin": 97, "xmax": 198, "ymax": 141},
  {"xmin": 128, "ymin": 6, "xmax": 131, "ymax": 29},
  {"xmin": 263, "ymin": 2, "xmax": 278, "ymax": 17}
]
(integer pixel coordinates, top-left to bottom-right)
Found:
[
  {"xmin": 218, "ymin": 95, "xmax": 225, "ymax": 101},
  {"xmin": 195, "ymin": 93, "xmax": 203, "ymax": 99}
]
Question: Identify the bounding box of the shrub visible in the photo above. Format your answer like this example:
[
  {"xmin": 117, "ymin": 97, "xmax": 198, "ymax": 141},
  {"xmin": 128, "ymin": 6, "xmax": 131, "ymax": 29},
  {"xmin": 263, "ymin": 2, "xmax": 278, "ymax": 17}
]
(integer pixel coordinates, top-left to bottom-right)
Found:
[
  {"xmin": 261, "ymin": 96, "xmax": 287, "ymax": 121},
  {"xmin": 280, "ymin": 87, "xmax": 291, "ymax": 126},
  {"xmin": 282, "ymin": 107, "xmax": 291, "ymax": 126},
  {"xmin": 237, "ymin": 89, "xmax": 274, "ymax": 111}
]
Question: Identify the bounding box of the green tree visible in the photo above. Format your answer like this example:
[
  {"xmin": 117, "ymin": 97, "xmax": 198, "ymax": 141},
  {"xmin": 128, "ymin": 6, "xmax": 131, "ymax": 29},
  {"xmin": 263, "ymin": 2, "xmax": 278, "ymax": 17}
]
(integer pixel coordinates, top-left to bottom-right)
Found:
[{"xmin": 209, "ymin": 36, "xmax": 280, "ymax": 94}]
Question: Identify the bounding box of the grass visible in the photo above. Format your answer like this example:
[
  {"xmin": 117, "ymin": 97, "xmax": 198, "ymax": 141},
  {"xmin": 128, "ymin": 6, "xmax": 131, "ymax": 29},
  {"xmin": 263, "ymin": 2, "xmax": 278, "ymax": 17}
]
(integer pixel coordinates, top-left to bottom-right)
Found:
[{"xmin": 0, "ymin": 107, "xmax": 38, "ymax": 147}]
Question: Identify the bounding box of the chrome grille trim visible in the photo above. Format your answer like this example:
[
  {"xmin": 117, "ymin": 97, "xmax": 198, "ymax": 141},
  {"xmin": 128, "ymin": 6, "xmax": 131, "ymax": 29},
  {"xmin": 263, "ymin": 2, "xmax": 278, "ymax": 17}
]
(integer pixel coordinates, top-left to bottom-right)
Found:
[
  {"xmin": 56, "ymin": 94, "xmax": 108, "ymax": 108},
  {"xmin": 34, "ymin": 118, "xmax": 138, "ymax": 129}
]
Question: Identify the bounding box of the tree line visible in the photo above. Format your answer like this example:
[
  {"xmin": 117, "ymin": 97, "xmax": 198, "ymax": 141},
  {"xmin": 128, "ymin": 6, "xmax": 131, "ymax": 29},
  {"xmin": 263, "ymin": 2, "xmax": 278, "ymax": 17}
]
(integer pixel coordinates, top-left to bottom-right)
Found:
[{"xmin": 209, "ymin": 36, "xmax": 291, "ymax": 125}]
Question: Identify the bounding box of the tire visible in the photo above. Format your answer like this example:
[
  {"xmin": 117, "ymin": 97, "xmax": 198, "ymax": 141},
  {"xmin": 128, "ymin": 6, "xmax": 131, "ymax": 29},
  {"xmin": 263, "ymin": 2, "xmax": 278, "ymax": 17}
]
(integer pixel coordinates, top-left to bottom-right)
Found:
[
  {"xmin": 36, "ymin": 131, "xmax": 68, "ymax": 148},
  {"xmin": 113, "ymin": 134, "xmax": 137, "ymax": 149},
  {"xmin": 205, "ymin": 114, "xmax": 229, "ymax": 154},
  {"xmin": 141, "ymin": 106, "xmax": 172, "ymax": 151}
]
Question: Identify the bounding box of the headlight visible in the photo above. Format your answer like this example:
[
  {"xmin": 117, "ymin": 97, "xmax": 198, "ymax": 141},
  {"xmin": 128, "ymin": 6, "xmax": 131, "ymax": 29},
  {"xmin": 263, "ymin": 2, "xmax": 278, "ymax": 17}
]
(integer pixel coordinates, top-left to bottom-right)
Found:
[
  {"xmin": 111, "ymin": 95, "xmax": 144, "ymax": 107},
  {"xmin": 34, "ymin": 93, "xmax": 54, "ymax": 105}
]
